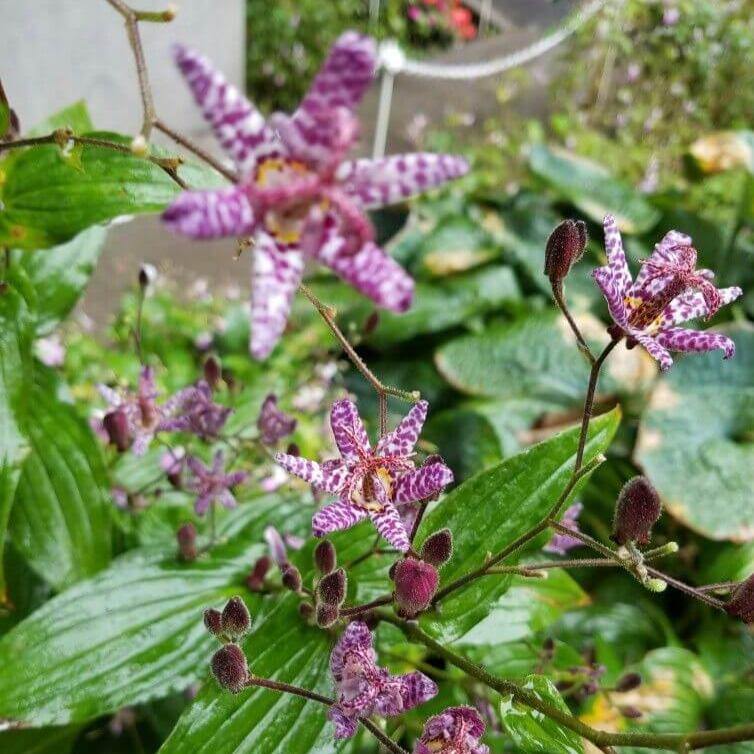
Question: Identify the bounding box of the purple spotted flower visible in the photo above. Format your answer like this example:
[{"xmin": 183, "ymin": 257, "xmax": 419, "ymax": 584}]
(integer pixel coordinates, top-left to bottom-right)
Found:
[
  {"xmin": 159, "ymin": 381, "xmax": 232, "ymax": 440},
  {"xmin": 544, "ymin": 502, "xmax": 583, "ymax": 556},
  {"xmin": 186, "ymin": 450, "xmax": 247, "ymax": 515},
  {"xmin": 415, "ymin": 706, "xmax": 489, "ymax": 754},
  {"xmin": 162, "ymin": 34, "xmax": 469, "ymax": 359},
  {"xmin": 329, "ymin": 621, "xmax": 437, "ymax": 738},
  {"xmin": 98, "ymin": 367, "xmax": 194, "ymax": 455},
  {"xmin": 275, "ymin": 399, "xmax": 453, "ymax": 552},
  {"xmin": 257, "ymin": 394, "xmax": 297, "ymax": 444},
  {"xmin": 593, "ymin": 215, "xmax": 742, "ymax": 370}
]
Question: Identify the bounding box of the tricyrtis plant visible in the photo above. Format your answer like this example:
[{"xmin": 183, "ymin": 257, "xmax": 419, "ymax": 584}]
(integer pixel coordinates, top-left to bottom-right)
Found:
[{"xmin": 1, "ymin": 3, "xmax": 754, "ymax": 754}]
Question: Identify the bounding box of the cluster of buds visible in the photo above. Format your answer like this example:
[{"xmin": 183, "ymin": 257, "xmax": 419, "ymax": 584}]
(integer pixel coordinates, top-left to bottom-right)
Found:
[
  {"xmin": 311, "ymin": 541, "xmax": 346, "ymax": 628},
  {"xmin": 204, "ymin": 597, "xmax": 252, "ymax": 693},
  {"xmin": 391, "ymin": 529, "xmax": 453, "ymax": 619}
]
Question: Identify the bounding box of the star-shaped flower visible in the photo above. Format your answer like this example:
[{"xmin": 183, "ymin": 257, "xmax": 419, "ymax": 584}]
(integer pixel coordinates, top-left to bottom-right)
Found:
[
  {"xmin": 276, "ymin": 399, "xmax": 453, "ymax": 552},
  {"xmin": 159, "ymin": 380, "xmax": 232, "ymax": 440},
  {"xmin": 414, "ymin": 706, "xmax": 489, "ymax": 754},
  {"xmin": 162, "ymin": 33, "xmax": 469, "ymax": 359},
  {"xmin": 98, "ymin": 366, "xmax": 193, "ymax": 455},
  {"xmin": 186, "ymin": 450, "xmax": 247, "ymax": 516},
  {"xmin": 257, "ymin": 393, "xmax": 297, "ymax": 445},
  {"xmin": 593, "ymin": 215, "xmax": 742, "ymax": 370},
  {"xmin": 329, "ymin": 621, "xmax": 437, "ymax": 739}
]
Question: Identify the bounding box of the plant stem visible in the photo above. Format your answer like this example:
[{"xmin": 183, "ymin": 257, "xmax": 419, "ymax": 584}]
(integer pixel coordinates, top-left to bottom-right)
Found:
[
  {"xmin": 340, "ymin": 594, "xmax": 393, "ymax": 616},
  {"xmin": 552, "ymin": 281, "xmax": 595, "ymax": 364}
]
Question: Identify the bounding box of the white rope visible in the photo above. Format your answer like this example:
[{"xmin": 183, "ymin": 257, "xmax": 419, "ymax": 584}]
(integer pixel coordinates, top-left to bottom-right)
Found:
[{"xmin": 378, "ymin": 0, "xmax": 606, "ymax": 80}]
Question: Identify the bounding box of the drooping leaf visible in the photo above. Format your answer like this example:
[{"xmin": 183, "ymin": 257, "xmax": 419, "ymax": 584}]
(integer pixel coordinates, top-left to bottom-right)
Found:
[
  {"xmin": 529, "ymin": 144, "xmax": 660, "ymax": 233},
  {"xmin": 499, "ymin": 674, "xmax": 584, "ymax": 754},
  {"xmin": 416, "ymin": 407, "xmax": 620, "ymax": 643},
  {"xmin": 158, "ymin": 594, "xmax": 336, "ymax": 754},
  {"xmin": 0, "ymin": 495, "xmax": 311, "ymax": 726},
  {"xmin": 9, "ymin": 369, "xmax": 113, "ymax": 591},
  {"xmin": 635, "ymin": 325, "xmax": 754, "ymax": 541}
]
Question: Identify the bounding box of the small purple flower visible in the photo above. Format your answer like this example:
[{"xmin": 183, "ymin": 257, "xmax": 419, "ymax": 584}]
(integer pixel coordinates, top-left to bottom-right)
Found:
[
  {"xmin": 257, "ymin": 394, "xmax": 297, "ymax": 445},
  {"xmin": 544, "ymin": 503, "xmax": 583, "ymax": 556},
  {"xmin": 414, "ymin": 706, "xmax": 489, "ymax": 754},
  {"xmin": 662, "ymin": 7, "xmax": 680, "ymax": 26},
  {"xmin": 98, "ymin": 367, "xmax": 194, "ymax": 455},
  {"xmin": 329, "ymin": 621, "xmax": 437, "ymax": 738},
  {"xmin": 35, "ymin": 334, "xmax": 65, "ymax": 367},
  {"xmin": 593, "ymin": 215, "xmax": 742, "ymax": 370},
  {"xmin": 276, "ymin": 399, "xmax": 453, "ymax": 552},
  {"xmin": 162, "ymin": 34, "xmax": 468, "ymax": 359},
  {"xmin": 159, "ymin": 381, "xmax": 232, "ymax": 440},
  {"xmin": 187, "ymin": 451, "xmax": 247, "ymax": 515},
  {"xmin": 263, "ymin": 525, "xmax": 306, "ymax": 566},
  {"xmin": 160, "ymin": 446, "xmax": 186, "ymax": 476}
]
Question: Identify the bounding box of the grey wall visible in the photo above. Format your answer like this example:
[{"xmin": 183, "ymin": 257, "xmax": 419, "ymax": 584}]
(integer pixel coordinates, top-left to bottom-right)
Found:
[{"xmin": 0, "ymin": 0, "xmax": 245, "ymax": 140}]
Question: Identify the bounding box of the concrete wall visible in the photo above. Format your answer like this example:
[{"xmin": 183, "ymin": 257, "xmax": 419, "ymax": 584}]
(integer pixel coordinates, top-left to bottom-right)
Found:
[{"xmin": 0, "ymin": 0, "xmax": 245, "ymax": 140}]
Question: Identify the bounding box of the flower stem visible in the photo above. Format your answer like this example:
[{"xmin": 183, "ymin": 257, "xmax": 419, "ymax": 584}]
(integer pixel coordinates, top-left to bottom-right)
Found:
[{"xmin": 551, "ymin": 281, "xmax": 595, "ymax": 364}]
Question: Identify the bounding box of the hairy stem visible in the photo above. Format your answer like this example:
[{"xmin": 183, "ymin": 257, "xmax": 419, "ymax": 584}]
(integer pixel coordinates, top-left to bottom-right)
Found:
[{"xmin": 552, "ymin": 281, "xmax": 595, "ymax": 364}]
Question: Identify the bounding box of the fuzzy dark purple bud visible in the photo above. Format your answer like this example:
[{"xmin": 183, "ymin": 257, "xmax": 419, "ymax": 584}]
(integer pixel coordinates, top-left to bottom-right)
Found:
[
  {"xmin": 246, "ymin": 555, "xmax": 272, "ymax": 592},
  {"xmin": 281, "ymin": 564, "xmax": 302, "ymax": 593},
  {"xmin": 364, "ymin": 310, "xmax": 380, "ymax": 335},
  {"xmin": 314, "ymin": 540, "xmax": 336, "ymax": 574},
  {"xmin": 299, "ymin": 602, "xmax": 314, "ymax": 620},
  {"xmin": 103, "ymin": 409, "xmax": 131, "ymax": 452},
  {"xmin": 316, "ymin": 603, "xmax": 339, "ymax": 628},
  {"xmin": 615, "ymin": 672, "xmax": 642, "ymax": 692},
  {"xmin": 176, "ymin": 522, "xmax": 197, "ymax": 561},
  {"xmin": 203, "ymin": 356, "xmax": 221, "ymax": 389},
  {"xmin": 420, "ymin": 529, "xmax": 453, "ymax": 567},
  {"xmin": 611, "ymin": 476, "xmax": 662, "ymax": 546},
  {"xmin": 544, "ymin": 219, "xmax": 587, "ymax": 284},
  {"xmin": 317, "ymin": 568, "xmax": 347, "ymax": 606},
  {"xmin": 210, "ymin": 643, "xmax": 249, "ymax": 693},
  {"xmin": 393, "ymin": 558, "xmax": 439, "ymax": 618},
  {"xmin": 221, "ymin": 596, "xmax": 251, "ymax": 638},
  {"xmin": 620, "ymin": 705, "xmax": 643, "ymax": 719},
  {"xmin": 726, "ymin": 573, "xmax": 754, "ymax": 624},
  {"xmin": 203, "ymin": 608, "xmax": 223, "ymax": 636}
]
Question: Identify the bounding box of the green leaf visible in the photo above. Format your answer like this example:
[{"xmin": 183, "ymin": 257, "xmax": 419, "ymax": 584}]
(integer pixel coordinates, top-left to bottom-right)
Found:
[
  {"xmin": 416, "ymin": 407, "xmax": 621, "ymax": 643},
  {"xmin": 0, "ymin": 727, "xmax": 78, "ymax": 754},
  {"xmin": 9, "ymin": 369, "xmax": 113, "ymax": 591},
  {"xmin": 18, "ymin": 225, "xmax": 107, "ymax": 335},
  {"xmin": 499, "ymin": 675, "xmax": 584, "ymax": 754},
  {"xmin": 26, "ymin": 101, "xmax": 93, "ymax": 137},
  {"xmin": 706, "ymin": 685, "xmax": 754, "ymax": 754},
  {"xmin": 635, "ymin": 324, "xmax": 754, "ymax": 541},
  {"xmin": 0, "ymin": 495, "xmax": 311, "ymax": 726},
  {"xmin": 159, "ymin": 594, "xmax": 335, "ymax": 754},
  {"xmin": 529, "ymin": 144, "xmax": 660, "ymax": 233}
]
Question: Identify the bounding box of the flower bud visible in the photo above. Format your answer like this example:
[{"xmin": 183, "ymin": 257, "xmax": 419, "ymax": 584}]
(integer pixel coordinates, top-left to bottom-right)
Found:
[
  {"xmin": 620, "ymin": 706, "xmax": 643, "ymax": 720},
  {"xmin": 393, "ymin": 558, "xmax": 439, "ymax": 618},
  {"xmin": 725, "ymin": 573, "xmax": 754, "ymax": 624},
  {"xmin": 138, "ymin": 262, "xmax": 157, "ymax": 288},
  {"xmin": 314, "ymin": 540, "xmax": 336, "ymax": 574},
  {"xmin": 544, "ymin": 219, "xmax": 587, "ymax": 284},
  {"xmin": 221, "ymin": 597, "xmax": 251, "ymax": 638},
  {"xmin": 316, "ymin": 603, "xmax": 339, "ymax": 628},
  {"xmin": 176, "ymin": 522, "xmax": 197, "ymax": 561},
  {"xmin": 645, "ymin": 578, "xmax": 667, "ymax": 593},
  {"xmin": 364, "ymin": 311, "xmax": 380, "ymax": 335},
  {"xmin": 420, "ymin": 529, "xmax": 453, "ymax": 567},
  {"xmin": 281, "ymin": 564, "xmax": 302, "ymax": 593},
  {"xmin": 286, "ymin": 442, "xmax": 300, "ymax": 457},
  {"xmin": 203, "ymin": 608, "xmax": 223, "ymax": 636},
  {"xmin": 103, "ymin": 409, "xmax": 131, "ymax": 451},
  {"xmin": 318, "ymin": 568, "xmax": 347, "ymax": 606},
  {"xmin": 615, "ymin": 672, "xmax": 642, "ymax": 692},
  {"xmin": 210, "ymin": 643, "xmax": 249, "ymax": 693},
  {"xmin": 203, "ymin": 356, "xmax": 221, "ymax": 389},
  {"xmin": 611, "ymin": 476, "xmax": 662, "ymax": 546},
  {"xmin": 130, "ymin": 135, "xmax": 149, "ymax": 157},
  {"xmin": 299, "ymin": 602, "xmax": 314, "ymax": 621},
  {"xmin": 541, "ymin": 637, "xmax": 555, "ymax": 658},
  {"xmin": 246, "ymin": 555, "xmax": 271, "ymax": 592}
]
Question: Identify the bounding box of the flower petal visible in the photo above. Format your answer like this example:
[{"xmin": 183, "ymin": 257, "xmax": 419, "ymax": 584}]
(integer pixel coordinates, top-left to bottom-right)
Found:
[
  {"xmin": 217, "ymin": 489, "xmax": 238, "ymax": 510},
  {"xmin": 662, "ymin": 286, "xmax": 742, "ymax": 327},
  {"xmin": 275, "ymin": 452, "xmax": 324, "ymax": 487},
  {"xmin": 593, "ymin": 267, "xmax": 629, "ymax": 328},
  {"xmin": 330, "ymin": 620, "xmax": 374, "ymax": 681},
  {"xmin": 330, "ymin": 399, "xmax": 371, "ymax": 463},
  {"xmin": 634, "ymin": 332, "xmax": 673, "ymax": 371},
  {"xmin": 377, "ymin": 400, "xmax": 428, "ymax": 457},
  {"xmin": 163, "ymin": 187, "xmax": 256, "ymax": 240},
  {"xmin": 369, "ymin": 504, "xmax": 411, "ymax": 552},
  {"xmin": 318, "ymin": 459, "xmax": 350, "ymax": 495},
  {"xmin": 602, "ymin": 214, "xmax": 633, "ymax": 298},
  {"xmin": 397, "ymin": 671, "xmax": 438, "ymax": 709},
  {"xmin": 250, "ymin": 233, "xmax": 304, "ymax": 360},
  {"xmin": 173, "ymin": 44, "xmax": 279, "ymax": 176},
  {"xmin": 312, "ymin": 500, "xmax": 368, "ymax": 538},
  {"xmin": 328, "ymin": 706, "xmax": 358, "ymax": 739},
  {"xmin": 393, "ymin": 463, "xmax": 454, "ymax": 505},
  {"xmin": 654, "ymin": 327, "xmax": 736, "ymax": 361},
  {"xmin": 633, "ymin": 229, "xmax": 692, "ymax": 292},
  {"xmin": 338, "ymin": 153, "xmax": 469, "ymax": 209}
]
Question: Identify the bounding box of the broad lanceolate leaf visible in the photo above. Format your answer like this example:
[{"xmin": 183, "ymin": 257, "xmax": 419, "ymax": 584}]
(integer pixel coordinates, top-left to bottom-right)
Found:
[
  {"xmin": 159, "ymin": 594, "xmax": 336, "ymax": 754},
  {"xmin": 0, "ymin": 495, "xmax": 311, "ymax": 727},
  {"xmin": 636, "ymin": 325, "xmax": 754, "ymax": 541},
  {"xmin": 499, "ymin": 675, "xmax": 584, "ymax": 754},
  {"xmin": 9, "ymin": 370, "xmax": 112, "ymax": 591},
  {"xmin": 529, "ymin": 144, "xmax": 660, "ymax": 233},
  {"xmin": 416, "ymin": 407, "xmax": 621, "ymax": 643},
  {"xmin": 18, "ymin": 225, "xmax": 107, "ymax": 334}
]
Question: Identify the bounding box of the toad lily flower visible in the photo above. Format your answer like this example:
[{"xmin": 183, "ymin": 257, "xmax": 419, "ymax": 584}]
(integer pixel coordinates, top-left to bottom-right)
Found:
[
  {"xmin": 594, "ymin": 215, "xmax": 742, "ymax": 370},
  {"xmin": 329, "ymin": 621, "xmax": 437, "ymax": 738},
  {"xmin": 275, "ymin": 399, "xmax": 453, "ymax": 552},
  {"xmin": 159, "ymin": 380, "xmax": 232, "ymax": 440},
  {"xmin": 414, "ymin": 706, "xmax": 489, "ymax": 754},
  {"xmin": 186, "ymin": 451, "xmax": 247, "ymax": 515},
  {"xmin": 162, "ymin": 33, "xmax": 469, "ymax": 359}
]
